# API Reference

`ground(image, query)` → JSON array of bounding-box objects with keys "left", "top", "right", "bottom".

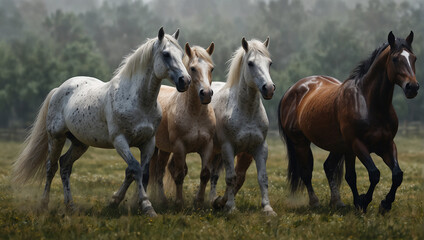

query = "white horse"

[
  {"left": 210, "top": 37, "right": 277, "bottom": 216},
  {"left": 12, "top": 28, "right": 191, "bottom": 217}
]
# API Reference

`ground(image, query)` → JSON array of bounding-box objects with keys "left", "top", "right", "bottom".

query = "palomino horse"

[
  {"left": 12, "top": 28, "right": 191, "bottom": 217},
  {"left": 147, "top": 42, "right": 215, "bottom": 207},
  {"left": 209, "top": 38, "right": 277, "bottom": 216},
  {"left": 278, "top": 31, "right": 418, "bottom": 213}
]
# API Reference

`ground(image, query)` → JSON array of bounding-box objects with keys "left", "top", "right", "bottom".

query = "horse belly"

[
  {"left": 298, "top": 95, "right": 346, "bottom": 151},
  {"left": 61, "top": 79, "right": 113, "bottom": 148}
]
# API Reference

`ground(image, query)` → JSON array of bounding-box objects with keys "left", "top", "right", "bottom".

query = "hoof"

[
  {"left": 65, "top": 203, "right": 77, "bottom": 214},
  {"left": 330, "top": 200, "right": 346, "bottom": 209},
  {"left": 225, "top": 204, "right": 237, "bottom": 214},
  {"left": 212, "top": 196, "right": 225, "bottom": 210},
  {"left": 144, "top": 207, "right": 158, "bottom": 217},
  {"left": 355, "top": 194, "right": 369, "bottom": 213},
  {"left": 379, "top": 200, "right": 391, "bottom": 215},
  {"left": 140, "top": 200, "right": 157, "bottom": 217},
  {"left": 309, "top": 200, "right": 320, "bottom": 208},
  {"left": 263, "top": 205, "right": 277, "bottom": 216}
]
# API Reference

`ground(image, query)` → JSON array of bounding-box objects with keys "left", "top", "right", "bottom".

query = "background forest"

[{"left": 0, "top": 0, "right": 423, "bottom": 129}]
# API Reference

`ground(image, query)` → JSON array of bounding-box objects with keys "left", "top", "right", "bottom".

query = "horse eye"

[
  {"left": 190, "top": 67, "right": 196, "bottom": 72},
  {"left": 248, "top": 61, "right": 254, "bottom": 67},
  {"left": 163, "top": 52, "right": 171, "bottom": 58}
]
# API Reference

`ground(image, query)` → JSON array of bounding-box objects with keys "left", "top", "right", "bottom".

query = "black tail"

[{"left": 278, "top": 94, "right": 303, "bottom": 193}]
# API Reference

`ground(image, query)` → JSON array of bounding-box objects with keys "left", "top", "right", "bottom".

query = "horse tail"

[
  {"left": 12, "top": 89, "right": 56, "bottom": 185},
  {"left": 278, "top": 93, "right": 303, "bottom": 193}
]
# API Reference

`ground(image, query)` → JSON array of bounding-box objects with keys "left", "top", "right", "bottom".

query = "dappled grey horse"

[{"left": 12, "top": 28, "right": 191, "bottom": 217}]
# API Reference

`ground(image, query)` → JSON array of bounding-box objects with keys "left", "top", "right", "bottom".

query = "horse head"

[
  {"left": 153, "top": 27, "right": 191, "bottom": 92},
  {"left": 241, "top": 37, "right": 275, "bottom": 100},
  {"left": 184, "top": 42, "right": 215, "bottom": 104},
  {"left": 387, "top": 31, "right": 419, "bottom": 99}
]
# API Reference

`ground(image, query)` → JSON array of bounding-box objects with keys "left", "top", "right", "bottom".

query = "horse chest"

[{"left": 223, "top": 117, "right": 266, "bottom": 151}]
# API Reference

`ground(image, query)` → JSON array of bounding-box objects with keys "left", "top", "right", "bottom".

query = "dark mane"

[{"left": 347, "top": 43, "right": 389, "bottom": 81}]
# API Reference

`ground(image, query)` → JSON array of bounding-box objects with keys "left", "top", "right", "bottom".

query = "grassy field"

[{"left": 0, "top": 135, "right": 423, "bottom": 239}]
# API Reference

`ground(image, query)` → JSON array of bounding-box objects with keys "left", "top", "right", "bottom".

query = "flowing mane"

[
  {"left": 347, "top": 37, "right": 413, "bottom": 82},
  {"left": 183, "top": 45, "right": 213, "bottom": 67},
  {"left": 114, "top": 35, "right": 181, "bottom": 79},
  {"left": 225, "top": 39, "right": 270, "bottom": 88},
  {"left": 347, "top": 43, "right": 389, "bottom": 82}
]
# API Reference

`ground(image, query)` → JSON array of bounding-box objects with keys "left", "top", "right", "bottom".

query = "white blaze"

[{"left": 401, "top": 50, "right": 412, "bottom": 71}]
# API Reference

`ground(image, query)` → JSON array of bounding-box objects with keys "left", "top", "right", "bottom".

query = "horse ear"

[
  {"left": 158, "top": 27, "right": 165, "bottom": 41},
  {"left": 388, "top": 31, "right": 395, "bottom": 49},
  {"left": 206, "top": 42, "right": 215, "bottom": 55},
  {"left": 185, "top": 42, "right": 192, "bottom": 58},
  {"left": 172, "top": 29, "right": 180, "bottom": 40},
  {"left": 242, "top": 37, "right": 248, "bottom": 52},
  {"left": 263, "top": 36, "right": 270, "bottom": 48},
  {"left": 406, "top": 31, "right": 414, "bottom": 46}
]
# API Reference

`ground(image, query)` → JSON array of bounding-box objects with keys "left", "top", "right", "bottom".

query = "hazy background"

[{"left": 0, "top": 0, "right": 423, "bottom": 130}]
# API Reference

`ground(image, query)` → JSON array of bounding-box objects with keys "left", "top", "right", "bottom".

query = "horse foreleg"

[
  {"left": 169, "top": 141, "right": 187, "bottom": 208},
  {"left": 253, "top": 142, "right": 277, "bottom": 216},
  {"left": 377, "top": 141, "right": 403, "bottom": 214},
  {"left": 112, "top": 135, "right": 157, "bottom": 217},
  {"left": 195, "top": 141, "right": 214, "bottom": 205},
  {"left": 59, "top": 136, "right": 88, "bottom": 210},
  {"left": 41, "top": 136, "right": 66, "bottom": 209},
  {"left": 212, "top": 142, "right": 236, "bottom": 212},
  {"left": 323, "top": 152, "right": 345, "bottom": 208},
  {"left": 352, "top": 139, "right": 380, "bottom": 213},
  {"left": 209, "top": 154, "right": 223, "bottom": 203}
]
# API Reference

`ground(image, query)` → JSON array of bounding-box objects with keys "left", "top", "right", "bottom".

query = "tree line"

[{"left": 0, "top": 0, "right": 422, "bottom": 129}]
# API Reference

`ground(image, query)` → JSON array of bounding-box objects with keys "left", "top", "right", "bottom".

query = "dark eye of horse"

[
  {"left": 163, "top": 52, "right": 171, "bottom": 58},
  {"left": 190, "top": 67, "right": 196, "bottom": 72},
  {"left": 248, "top": 61, "right": 254, "bottom": 67}
]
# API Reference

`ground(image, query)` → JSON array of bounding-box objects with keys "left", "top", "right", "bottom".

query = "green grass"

[{"left": 0, "top": 135, "right": 423, "bottom": 239}]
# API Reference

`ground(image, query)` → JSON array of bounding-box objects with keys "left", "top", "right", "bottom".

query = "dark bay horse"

[{"left": 278, "top": 31, "right": 418, "bottom": 213}]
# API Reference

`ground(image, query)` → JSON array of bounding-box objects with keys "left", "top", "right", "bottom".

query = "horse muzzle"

[
  {"left": 260, "top": 83, "right": 276, "bottom": 100},
  {"left": 404, "top": 82, "right": 419, "bottom": 99},
  {"left": 199, "top": 88, "right": 213, "bottom": 104},
  {"left": 175, "top": 75, "right": 191, "bottom": 92}
]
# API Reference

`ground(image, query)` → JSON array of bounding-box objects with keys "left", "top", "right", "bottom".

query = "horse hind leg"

[
  {"left": 294, "top": 144, "right": 319, "bottom": 207},
  {"left": 234, "top": 152, "right": 253, "bottom": 195},
  {"left": 59, "top": 133, "right": 88, "bottom": 210},
  {"left": 168, "top": 151, "right": 188, "bottom": 208},
  {"left": 209, "top": 154, "right": 223, "bottom": 203},
  {"left": 323, "top": 152, "right": 345, "bottom": 208},
  {"left": 195, "top": 142, "right": 214, "bottom": 205},
  {"left": 41, "top": 135, "right": 66, "bottom": 209}
]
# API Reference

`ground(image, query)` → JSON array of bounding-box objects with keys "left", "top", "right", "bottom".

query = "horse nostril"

[
  {"left": 200, "top": 89, "right": 205, "bottom": 96},
  {"left": 262, "top": 85, "right": 267, "bottom": 92},
  {"left": 178, "top": 76, "right": 185, "bottom": 86},
  {"left": 210, "top": 89, "right": 214, "bottom": 96},
  {"left": 273, "top": 84, "right": 276, "bottom": 91},
  {"left": 405, "top": 83, "right": 411, "bottom": 90}
]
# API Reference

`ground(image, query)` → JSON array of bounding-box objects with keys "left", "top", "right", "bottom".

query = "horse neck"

[
  {"left": 234, "top": 76, "right": 262, "bottom": 114},
  {"left": 181, "top": 84, "right": 206, "bottom": 113},
  {"left": 358, "top": 49, "right": 394, "bottom": 113},
  {"left": 118, "top": 67, "right": 162, "bottom": 109}
]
